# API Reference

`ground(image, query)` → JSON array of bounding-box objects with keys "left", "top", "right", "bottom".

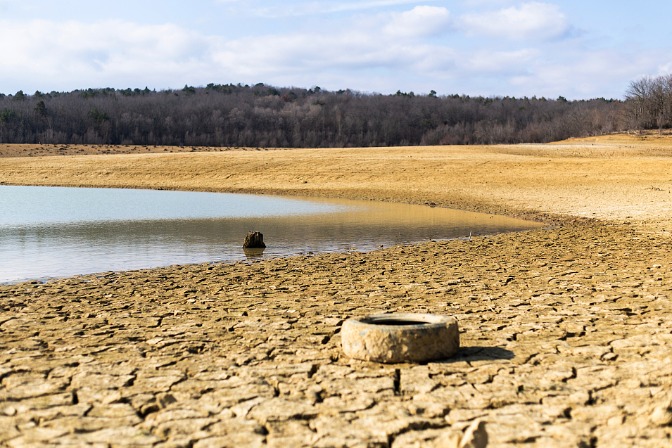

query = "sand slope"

[{"left": 2, "top": 135, "right": 672, "bottom": 224}]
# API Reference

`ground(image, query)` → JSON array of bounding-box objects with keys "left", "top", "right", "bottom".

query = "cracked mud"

[
  {"left": 2, "top": 222, "right": 671, "bottom": 447},
  {"left": 2, "top": 136, "right": 672, "bottom": 447}
]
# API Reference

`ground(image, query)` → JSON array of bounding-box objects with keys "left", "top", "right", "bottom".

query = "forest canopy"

[{"left": 0, "top": 82, "right": 634, "bottom": 147}]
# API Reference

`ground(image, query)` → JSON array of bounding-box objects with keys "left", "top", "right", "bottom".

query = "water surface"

[{"left": 0, "top": 186, "right": 542, "bottom": 283}]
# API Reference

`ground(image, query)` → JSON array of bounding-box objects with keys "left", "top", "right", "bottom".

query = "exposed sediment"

[{"left": 2, "top": 136, "right": 672, "bottom": 446}]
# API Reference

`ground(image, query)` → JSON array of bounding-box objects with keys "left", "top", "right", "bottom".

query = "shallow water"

[{"left": 0, "top": 186, "right": 542, "bottom": 283}]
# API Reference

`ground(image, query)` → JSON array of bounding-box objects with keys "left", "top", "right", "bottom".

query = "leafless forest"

[{"left": 0, "top": 81, "right": 652, "bottom": 147}]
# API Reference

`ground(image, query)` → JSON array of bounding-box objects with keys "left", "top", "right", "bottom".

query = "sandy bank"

[
  {"left": 2, "top": 135, "right": 672, "bottom": 446},
  {"left": 2, "top": 135, "right": 672, "bottom": 224}
]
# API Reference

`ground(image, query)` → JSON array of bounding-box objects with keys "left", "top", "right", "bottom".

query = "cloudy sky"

[{"left": 1, "top": 0, "right": 671, "bottom": 99}]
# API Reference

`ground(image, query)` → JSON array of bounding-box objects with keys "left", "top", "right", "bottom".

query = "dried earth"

[{"left": 1, "top": 134, "right": 672, "bottom": 447}]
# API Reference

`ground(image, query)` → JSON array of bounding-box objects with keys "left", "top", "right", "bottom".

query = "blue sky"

[{"left": 1, "top": 0, "right": 671, "bottom": 99}]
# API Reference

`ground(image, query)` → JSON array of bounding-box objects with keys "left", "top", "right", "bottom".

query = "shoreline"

[
  {"left": 2, "top": 136, "right": 672, "bottom": 446},
  {"left": 0, "top": 186, "right": 544, "bottom": 285}
]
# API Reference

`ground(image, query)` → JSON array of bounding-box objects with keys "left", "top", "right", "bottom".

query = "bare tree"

[{"left": 625, "top": 75, "right": 672, "bottom": 132}]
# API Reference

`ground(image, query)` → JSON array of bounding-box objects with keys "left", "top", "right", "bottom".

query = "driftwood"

[{"left": 243, "top": 231, "right": 266, "bottom": 249}]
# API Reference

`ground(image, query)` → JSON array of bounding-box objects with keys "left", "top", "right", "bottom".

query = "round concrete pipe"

[{"left": 341, "top": 313, "right": 459, "bottom": 363}]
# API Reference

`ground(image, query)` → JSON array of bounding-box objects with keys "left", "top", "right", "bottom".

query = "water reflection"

[
  {"left": 243, "top": 248, "right": 266, "bottom": 259},
  {"left": 0, "top": 186, "right": 542, "bottom": 283}
]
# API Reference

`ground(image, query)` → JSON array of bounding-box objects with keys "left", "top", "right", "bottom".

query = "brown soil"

[{"left": 2, "top": 134, "right": 672, "bottom": 446}]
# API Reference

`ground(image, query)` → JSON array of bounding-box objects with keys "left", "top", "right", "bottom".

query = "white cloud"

[
  {"left": 384, "top": 6, "right": 452, "bottom": 38},
  {"left": 656, "top": 62, "right": 672, "bottom": 77},
  {"left": 0, "top": 2, "right": 665, "bottom": 100},
  {"left": 460, "top": 0, "right": 512, "bottom": 5},
  {"left": 319, "top": 0, "right": 441, "bottom": 14},
  {"left": 460, "top": 2, "right": 569, "bottom": 40},
  {"left": 215, "top": 0, "right": 441, "bottom": 18},
  {"left": 463, "top": 48, "right": 538, "bottom": 73},
  {"left": 0, "top": 19, "right": 210, "bottom": 89},
  {"left": 507, "top": 49, "right": 654, "bottom": 99},
  {"left": 211, "top": 27, "right": 445, "bottom": 77}
]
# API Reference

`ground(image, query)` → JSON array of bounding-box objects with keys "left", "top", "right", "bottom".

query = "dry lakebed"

[{"left": 1, "top": 134, "right": 672, "bottom": 447}]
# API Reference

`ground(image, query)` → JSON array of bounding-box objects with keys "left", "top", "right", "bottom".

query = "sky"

[{"left": 1, "top": 0, "right": 671, "bottom": 100}]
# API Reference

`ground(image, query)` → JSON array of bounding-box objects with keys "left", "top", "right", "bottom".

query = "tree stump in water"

[{"left": 243, "top": 231, "right": 266, "bottom": 249}]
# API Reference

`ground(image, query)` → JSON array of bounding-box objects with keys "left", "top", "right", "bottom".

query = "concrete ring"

[{"left": 341, "top": 313, "right": 460, "bottom": 363}]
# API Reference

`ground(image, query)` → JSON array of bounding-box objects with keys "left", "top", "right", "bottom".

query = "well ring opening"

[{"left": 341, "top": 313, "right": 460, "bottom": 363}]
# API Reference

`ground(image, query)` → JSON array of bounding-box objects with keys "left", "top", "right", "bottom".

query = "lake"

[{"left": 0, "top": 186, "right": 542, "bottom": 283}]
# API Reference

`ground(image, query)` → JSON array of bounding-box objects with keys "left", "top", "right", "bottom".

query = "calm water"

[{"left": 0, "top": 186, "right": 542, "bottom": 283}]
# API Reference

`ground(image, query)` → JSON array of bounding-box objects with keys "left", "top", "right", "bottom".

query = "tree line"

[
  {"left": 625, "top": 74, "right": 672, "bottom": 131},
  {"left": 0, "top": 83, "right": 627, "bottom": 147}
]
